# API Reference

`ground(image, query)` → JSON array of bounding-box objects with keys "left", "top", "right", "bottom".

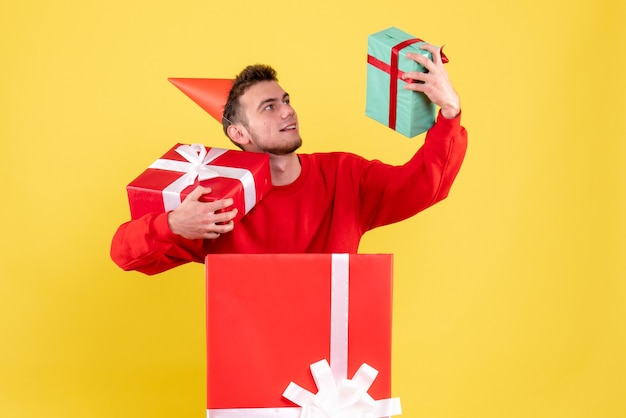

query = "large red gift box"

[
  {"left": 205, "top": 254, "right": 397, "bottom": 417},
  {"left": 126, "top": 143, "right": 271, "bottom": 220}
]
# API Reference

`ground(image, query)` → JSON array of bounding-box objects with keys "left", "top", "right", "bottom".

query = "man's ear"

[{"left": 227, "top": 124, "right": 249, "bottom": 148}]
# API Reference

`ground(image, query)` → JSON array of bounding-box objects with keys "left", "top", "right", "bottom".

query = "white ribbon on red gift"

[
  {"left": 149, "top": 144, "right": 256, "bottom": 213},
  {"left": 207, "top": 254, "right": 402, "bottom": 418}
]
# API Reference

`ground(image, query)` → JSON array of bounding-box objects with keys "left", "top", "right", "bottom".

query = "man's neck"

[{"left": 268, "top": 153, "right": 301, "bottom": 186}]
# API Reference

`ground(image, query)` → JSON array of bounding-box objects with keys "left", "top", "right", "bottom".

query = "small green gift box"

[{"left": 366, "top": 27, "right": 441, "bottom": 138}]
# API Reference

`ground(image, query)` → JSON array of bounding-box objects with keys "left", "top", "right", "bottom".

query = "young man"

[{"left": 111, "top": 44, "right": 468, "bottom": 275}]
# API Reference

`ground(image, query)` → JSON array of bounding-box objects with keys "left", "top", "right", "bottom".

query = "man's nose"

[{"left": 281, "top": 104, "right": 295, "bottom": 118}]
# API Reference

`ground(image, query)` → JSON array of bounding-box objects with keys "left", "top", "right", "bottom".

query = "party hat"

[{"left": 168, "top": 78, "right": 234, "bottom": 123}]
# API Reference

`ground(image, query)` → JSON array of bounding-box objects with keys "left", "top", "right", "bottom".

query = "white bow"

[
  {"left": 149, "top": 144, "right": 256, "bottom": 212},
  {"left": 283, "top": 359, "right": 401, "bottom": 418}
]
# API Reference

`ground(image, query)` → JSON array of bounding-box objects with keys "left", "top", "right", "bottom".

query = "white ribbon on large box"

[
  {"left": 149, "top": 144, "right": 256, "bottom": 213},
  {"left": 207, "top": 254, "right": 402, "bottom": 418}
]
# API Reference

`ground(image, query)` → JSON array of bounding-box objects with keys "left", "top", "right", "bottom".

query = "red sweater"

[{"left": 111, "top": 113, "right": 467, "bottom": 275}]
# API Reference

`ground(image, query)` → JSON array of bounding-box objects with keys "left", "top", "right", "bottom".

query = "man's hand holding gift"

[
  {"left": 403, "top": 43, "right": 461, "bottom": 119},
  {"left": 167, "top": 186, "right": 238, "bottom": 240}
]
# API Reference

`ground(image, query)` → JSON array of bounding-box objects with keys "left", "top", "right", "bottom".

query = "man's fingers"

[
  {"left": 418, "top": 43, "right": 443, "bottom": 65},
  {"left": 213, "top": 219, "right": 236, "bottom": 233},
  {"left": 406, "top": 51, "right": 434, "bottom": 73},
  {"left": 403, "top": 70, "right": 428, "bottom": 83},
  {"left": 186, "top": 185, "right": 212, "bottom": 202},
  {"left": 215, "top": 197, "right": 235, "bottom": 210},
  {"left": 202, "top": 215, "right": 236, "bottom": 239},
  {"left": 212, "top": 207, "right": 238, "bottom": 224},
  {"left": 406, "top": 44, "right": 445, "bottom": 74}
]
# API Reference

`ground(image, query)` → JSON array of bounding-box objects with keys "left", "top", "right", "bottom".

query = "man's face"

[{"left": 237, "top": 80, "right": 302, "bottom": 155}]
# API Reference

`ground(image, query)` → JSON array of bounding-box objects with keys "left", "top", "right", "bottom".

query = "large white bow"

[{"left": 283, "top": 359, "right": 401, "bottom": 418}]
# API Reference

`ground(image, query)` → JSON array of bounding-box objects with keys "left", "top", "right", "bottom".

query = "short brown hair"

[{"left": 222, "top": 64, "right": 278, "bottom": 139}]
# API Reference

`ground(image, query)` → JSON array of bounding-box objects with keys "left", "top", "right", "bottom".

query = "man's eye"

[
  {"left": 264, "top": 104, "right": 274, "bottom": 111},
  {"left": 284, "top": 98, "right": 291, "bottom": 105}
]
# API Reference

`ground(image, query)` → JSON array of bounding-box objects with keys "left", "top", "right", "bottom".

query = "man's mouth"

[{"left": 280, "top": 124, "right": 297, "bottom": 132}]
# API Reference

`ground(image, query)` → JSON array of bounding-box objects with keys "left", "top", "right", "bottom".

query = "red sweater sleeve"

[
  {"left": 110, "top": 212, "right": 205, "bottom": 275},
  {"left": 359, "top": 111, "right": 468, "bottom": 230}
]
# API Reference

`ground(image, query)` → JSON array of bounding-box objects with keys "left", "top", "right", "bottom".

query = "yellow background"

[{"left": 1, "top": 0, "right": 624, "bottom": 417}]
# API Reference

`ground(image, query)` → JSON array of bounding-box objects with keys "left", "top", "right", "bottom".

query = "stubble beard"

[{"left": 248, "top": 127, "right": 303, "bottom": 156}]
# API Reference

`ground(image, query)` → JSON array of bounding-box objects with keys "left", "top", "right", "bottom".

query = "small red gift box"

[
  {"left": 126, "top": 143, "right": 271, "bottom": 220},
  {"left": 205, "top": 254, "right": 398, "bottom": 417}
]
